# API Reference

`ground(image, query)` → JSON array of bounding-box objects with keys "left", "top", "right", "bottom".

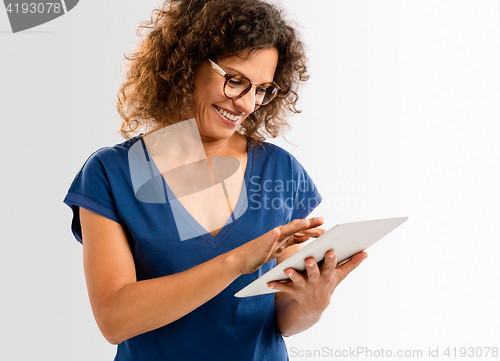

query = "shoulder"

[
  {"left": 81, "top": 135, "right": 143, "bottom": 171},
  {"left": 251, "top": 140, "right": 295, "bottom": 159},
  {"left": 251, "top": 141, "right": 302, "bottom": 169},
  {"left": 88, "top": 135, "right": 142, "bottom": 162},
  {"left": 69, "top": 135, "right": 144, "bottom": 192}
]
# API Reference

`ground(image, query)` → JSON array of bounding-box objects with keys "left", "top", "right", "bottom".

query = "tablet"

[{"left": 234, "top": 216, "right": 408, "bottom": 298}]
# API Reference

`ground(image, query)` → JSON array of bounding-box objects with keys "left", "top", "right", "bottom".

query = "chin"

[
  {"left": 198, "top": 116, "right": 243, "bottom": 142},
  {"left": 199, "top": 126, "right": 236, "bottom": 142}
]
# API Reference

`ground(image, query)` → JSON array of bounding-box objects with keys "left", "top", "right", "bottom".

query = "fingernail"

[
  {"left": 328, "top": 253, "right": 335, "bottom": 259},
  {"left": 307, "top": 263, "right": 314, "bottom": 267},
  {"left": 268, "top": 284, "right": 276, "bottom": 289},
  {"left": 294, "top": 232, "right": 306, "bottom": 237},
  {"left": 299, "top": 220, "right": 307, "bottom": 226},
  {"left": 286, "top": 272, "right": 293, "bottom": 278}
]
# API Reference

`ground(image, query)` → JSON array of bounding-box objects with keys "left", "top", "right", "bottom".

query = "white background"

[{"left": 1, "top": 1, "right": 499, "bottom": 360}]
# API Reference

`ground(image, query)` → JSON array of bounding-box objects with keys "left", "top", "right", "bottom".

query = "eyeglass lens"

[{"left": 224, "top": 76, "right": 278, "bottom": 105}]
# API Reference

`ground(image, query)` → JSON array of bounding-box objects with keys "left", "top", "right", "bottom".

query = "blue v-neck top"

[{"left": 63, "top": 134, "right": 322, "bottom": 361}]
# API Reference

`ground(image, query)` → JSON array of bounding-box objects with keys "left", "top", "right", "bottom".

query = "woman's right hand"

[{"left": 231, "top": 218, "right": 323, "bottom": 275}]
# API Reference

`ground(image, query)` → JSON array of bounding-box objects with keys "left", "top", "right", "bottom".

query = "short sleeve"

[
  {"left": 63, "top": 148, "right": 121, "bottom": 244},
  {"left": 289, "top": 154, "right": 323, "bottom": 220}
]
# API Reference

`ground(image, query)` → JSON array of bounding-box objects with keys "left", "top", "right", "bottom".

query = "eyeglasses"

[{"left": 209, "top": 59, "right": 280, "bottom": 106}]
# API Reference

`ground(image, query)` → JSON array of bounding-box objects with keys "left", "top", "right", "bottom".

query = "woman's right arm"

[{"left": 80, "top": 207, "right": 311, "bottom": 345}]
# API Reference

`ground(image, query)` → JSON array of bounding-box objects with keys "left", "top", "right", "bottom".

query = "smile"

[{"left": 215, "top": 106, "right": 240, "bottom": 122}]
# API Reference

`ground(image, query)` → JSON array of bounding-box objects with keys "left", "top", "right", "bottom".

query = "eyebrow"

[
  {"left": 222, "top": 65, "right": 274, "bottom": 84},
  {"left": 222, "top": 65, "right": 247, "bottom": 78}
]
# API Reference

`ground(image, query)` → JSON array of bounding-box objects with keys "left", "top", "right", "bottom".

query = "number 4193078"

[{"left": 5, "top": 3, "right": 62, "bottom": 14}]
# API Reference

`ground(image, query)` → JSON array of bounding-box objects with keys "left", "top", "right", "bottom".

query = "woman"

[{"left": 63, "top": 0, "right": 367, "bottom": 360}]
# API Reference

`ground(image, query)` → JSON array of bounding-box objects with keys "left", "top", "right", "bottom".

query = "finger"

[
  {"left": 287, "top": 227, "right": 325, "bottom": 247},
  {"left": 277, "top": 235, "right": 296, "bottom": 251},
  {"left": 293, "top": 217, "right": 324, "bottom": 234},
  {"left": 304, "top": 257, "right": 320, "bottom": 280},
  {"left": 281, "top": 228, "right": 324, "bottom": 250},
  {"left": 335, "top": 252, "right": 368, "bottom": 282},
  {"left": 284, "top": 268, "right": 306, "bottom": 287},
  {"left": 277, "top": 218, "right": 325, "bottom": 248},
  {"left": 277, "top": 217, "right": 322, "bottom": 240},
  {"left": 291, "top": 235, "right": 310, "bottom": 245},
  {"left": 264, "top": 228, "right": 289, "bottom": 262},
  {"left": 283, "top": 234, "right": 295, "bottom": 245},
  {"left": 282, "top": 236, "right": 297, "bottom": 249},
  {"left": 266, "top": 229, "right": 310, "bottom": 262},
  {"left": 275, "top": 245, "right": 285, "bottom": 255},
  {"left": 295, "top": 227, "right": 326, "bottom": 238},
  {"left": 279, "top": 219, "right": 311, "bottom": 238},
  {"left": 310, "top": 216, "right": 324, "bottom": 227},
  {"left": 265, "top": 227, "right": 282, "bottom": 250},
  {"left": 267, "top": 279, "right": 298, "bottom": 295},
  {"left": 320, "top": 250, "right": 337, "bottom": 273}
]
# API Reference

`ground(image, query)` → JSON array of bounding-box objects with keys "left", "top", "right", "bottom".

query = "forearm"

[
  {"left": 94, "top": 252, "right": 240, "bottom": 344},
  {"left": 81, "top": 210, "right": 312, "bottom": 345},
  {"left": 274, "top": 292, "right": 323, "bottom": 337}
]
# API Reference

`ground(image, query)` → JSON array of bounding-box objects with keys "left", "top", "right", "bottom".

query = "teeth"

[{"left": 216, "top": 106, "right": 240, "bottom": 122}]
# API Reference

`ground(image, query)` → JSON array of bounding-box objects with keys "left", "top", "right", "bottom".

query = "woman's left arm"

[{"left": 271, "top": 219, "right": 368, "bottom": 337}]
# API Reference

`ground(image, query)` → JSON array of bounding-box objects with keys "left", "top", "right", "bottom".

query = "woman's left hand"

[{"left": 268, "top": 250, "right": 368, "bottom": 316}]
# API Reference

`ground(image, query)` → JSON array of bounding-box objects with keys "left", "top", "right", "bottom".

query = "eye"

[
  {"left": 258, "top": 85, "right": 277, "bottom": 95},
  {"left": 227, "top": 77, "right": 244, "bottom": 87}
]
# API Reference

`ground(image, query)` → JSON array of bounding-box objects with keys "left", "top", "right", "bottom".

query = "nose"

[{"left": 232, "top": 87, "right": 256, "bottom": 115}]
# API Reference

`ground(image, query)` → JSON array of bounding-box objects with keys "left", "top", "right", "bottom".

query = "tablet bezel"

[{"left": 234, "top": 216, "right": 408, "bottom": 298}]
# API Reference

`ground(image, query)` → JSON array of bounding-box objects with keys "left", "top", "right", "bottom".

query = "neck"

[{"left": 201, "top": 133, "right": 244, "bottom": 157}]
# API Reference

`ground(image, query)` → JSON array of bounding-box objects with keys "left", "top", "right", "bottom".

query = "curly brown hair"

[{"left": 117, "top": 0, "right": 309, "bottom": 144}]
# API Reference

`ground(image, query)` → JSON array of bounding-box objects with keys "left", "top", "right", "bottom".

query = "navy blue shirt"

[{"left": 63, "top": 134, "right": 322, "bottom": 361}]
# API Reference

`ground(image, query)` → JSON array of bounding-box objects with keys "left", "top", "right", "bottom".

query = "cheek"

[
  {"left": 194, "top": 84, "right": 221, "bottom": 107},
  {"left": 193, "top": 86, "right": 210, "bottom": 109}
]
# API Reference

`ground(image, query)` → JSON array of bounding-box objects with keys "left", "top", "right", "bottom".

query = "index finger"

[
  {"left": 278, "top": 219, "right": 311, "bottom": 240},
  {"left": 279, "top": 217, "right": 324, "bottom": 239}
]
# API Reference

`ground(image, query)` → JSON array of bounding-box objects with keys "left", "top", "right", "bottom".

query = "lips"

[{"left": 215, "top": 106, "right": 240, "bottom": 122}]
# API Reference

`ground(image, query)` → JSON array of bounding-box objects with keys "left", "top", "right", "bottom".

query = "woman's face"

[{"left": 193, "top": 47, "right": 279, "bottom": 142}]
